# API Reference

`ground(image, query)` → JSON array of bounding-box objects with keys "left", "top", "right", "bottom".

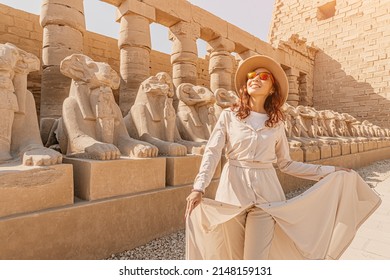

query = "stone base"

[
  {"left": 0, "top": 164, "right": 73, "bottom": 218},
  {"left": 0, "top": 180, "right": 219, "bottom": 260},
  {"left": 301, "top": 146, "right": 320, "bottom": 162},
  {"left": 341, "top": 142, "right": 351, "bottom": 155},
  {"left": 166, "top": 155, "right": 221, "bottom": 186},
  {"left": 319, "top": 145, "right": 332, "bottom": 159},
  {"left": 289, "top": 147, "right": 304, "bottom": 162},
  {"left": 364, "top": 141, "right": 377, "bottom": 151},
  {"left": 331, "top": 144, "right": 341, "bottom": 157},
  {"left": 1, "top": 147, "right": 390, "bottom": 260},
  {"left": 350, "top": 142, "right": 359, "bottom": 154},
  {"left": 358, "top": 142, "right": 365, "bottom": 152},
  {"left": 64, "top": 157, "right": 166, "bottom": 201}
]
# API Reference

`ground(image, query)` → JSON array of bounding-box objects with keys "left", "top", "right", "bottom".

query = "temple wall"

[{"left": 269, "top": 0, "right": 390, "bottom": 128}]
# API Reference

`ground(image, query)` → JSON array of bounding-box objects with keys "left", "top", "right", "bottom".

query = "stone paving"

[
  {"left": 108, "top": 159, "right": 390, "bottom": 260},
  {"left": 341, "top": 161, "right": 390, "bottom": 259}
]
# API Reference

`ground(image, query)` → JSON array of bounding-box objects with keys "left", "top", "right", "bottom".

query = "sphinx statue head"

[
  {"left": 57, "top": 54, "right": 158, "bottom": 160},
  {"left": 0, "top": 43, "right": 62, "bottom": 165}
]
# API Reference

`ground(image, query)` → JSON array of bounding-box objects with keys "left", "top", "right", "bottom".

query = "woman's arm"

[
  {"left": 185, "top": 110, "right": 228, "bottom": 219},
  {"left": 192, "top": 110, "right": 228, "bottom": 192}
]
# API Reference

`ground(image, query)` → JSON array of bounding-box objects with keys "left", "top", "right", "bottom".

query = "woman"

[{"left": 185, "top": 55, "right": 381, "bottom": 260}]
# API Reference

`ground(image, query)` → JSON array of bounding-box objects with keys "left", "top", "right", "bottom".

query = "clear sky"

[{"left": 0, "top": 0, "right": 275, "bottom": 56}]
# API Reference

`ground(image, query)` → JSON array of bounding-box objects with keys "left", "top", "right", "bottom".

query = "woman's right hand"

[{"left": 184, "top": 191, "right": 203, "bottom": 220}]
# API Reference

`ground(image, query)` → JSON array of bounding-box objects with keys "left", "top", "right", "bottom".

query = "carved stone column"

[
  {"left": 118, "top": 12, "right": 152, "bottom": 116},
  {"left": 169, "top": 22, "right": 200, "bottom": 90},
  {"left": 207, "top": 37, "right": 235, "bottom": 92},
  {"left": 285, "top": 68, "right": 300, "bottom": 107},
  {"left": 40, "top": 0, "right": 85, "bottom": 119}
]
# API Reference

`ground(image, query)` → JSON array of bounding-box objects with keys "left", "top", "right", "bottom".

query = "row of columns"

[{"left": 39, "top": 0, "right": 307, "bottom": 119}]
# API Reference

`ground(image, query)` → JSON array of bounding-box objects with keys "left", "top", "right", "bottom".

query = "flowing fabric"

[{"left": 186, "top": 170, "right": 381, "bottom": 260}]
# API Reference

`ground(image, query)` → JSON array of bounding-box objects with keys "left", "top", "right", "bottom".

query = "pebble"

[{"left": 106, "top": 159, "right": 390, "bottom": 260}]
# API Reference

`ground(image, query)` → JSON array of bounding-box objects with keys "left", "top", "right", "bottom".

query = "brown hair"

[{"left": 231, "top": 80, "right": 285, "bottom": 128}]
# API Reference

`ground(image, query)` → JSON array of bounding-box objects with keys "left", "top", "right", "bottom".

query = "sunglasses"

[{"left": 247, "top": 71, "right": 274, "bottom": 82}]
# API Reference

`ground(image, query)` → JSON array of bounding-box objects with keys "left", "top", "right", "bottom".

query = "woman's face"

[{"left": 246, "top": 67, "right": 274, "bottom": 98}]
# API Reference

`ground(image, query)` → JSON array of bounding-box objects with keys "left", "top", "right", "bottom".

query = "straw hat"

[{"left": 234, "top": 55, "right": 289, "bottom": 103}]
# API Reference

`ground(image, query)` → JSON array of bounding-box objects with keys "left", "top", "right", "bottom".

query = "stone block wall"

[{"left": 269, "top": 0, "right": 390, "bottom": 128}]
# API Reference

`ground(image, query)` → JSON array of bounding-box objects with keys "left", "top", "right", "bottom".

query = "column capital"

[
  {"left": 116, "top": 0, "right": 156, "bottom": 22},
  {"left": 207, "top": 37, "right": 235, "bottom": 53},
  {"left": 169, "top": 21, "right": 200, "bottom": 39},
  {"left": 237, "top": 50, "right": 258, "bottom": 62},
  {"left": 285, "top": 68, "right": 300, "bottom": 77}
]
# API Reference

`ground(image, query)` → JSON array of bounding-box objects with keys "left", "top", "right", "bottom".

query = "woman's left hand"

[
  {"left": 335, "top": 166, "right": 352, "bottom": 172},
  {"left": 184, "top": 191, "right": 203, "bottom": 220}
]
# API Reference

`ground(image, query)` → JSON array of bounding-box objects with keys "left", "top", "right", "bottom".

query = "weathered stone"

[
  {"left": 0, "top": 164, "right": 73, "bottom": 218},
  {"left": 119, "top": 14, "right": 151, "bottom": 115},
  {"left": 124, "top": 72, "right": 205, "bottom": 156},
  {"left": 176, "top": 83, "right": 216, "bottom": 142},
  {"left": 57, "top": 54, "right": 158, "bottom": 160},
  {"left": 0, "top": 43, "right": 63, "bottom": 165},
  {"left": 42, "top": 25, "right": 83, "bottom": 53},
  {"left": 117, "top": 0, "right": 156, "bottom": 22},
  {"left": 40, "top": 2, "right": 85, "bottom": 31},
  {"left": 166, "top": 155, "right": 221, "bottom": 186},
  {"left": 64, "top": 157, "right": 165, "bottom": 200}
]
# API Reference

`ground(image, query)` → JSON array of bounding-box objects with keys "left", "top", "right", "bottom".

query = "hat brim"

[{"left": 234, "top": 55, "right": 289, "bottom": 103}]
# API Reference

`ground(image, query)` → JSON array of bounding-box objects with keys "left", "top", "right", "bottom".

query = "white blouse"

[{"left": 193, "top": 109, "right": 335, "bottom": 193}]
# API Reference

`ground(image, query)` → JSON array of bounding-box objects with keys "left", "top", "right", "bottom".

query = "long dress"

[{"left": 186, "top": 109, "right": 381, "bottom": 259}]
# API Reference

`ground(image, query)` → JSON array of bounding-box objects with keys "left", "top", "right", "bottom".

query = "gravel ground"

[{"left": 106, "top": 159, "right": 390, "bottom": 260}]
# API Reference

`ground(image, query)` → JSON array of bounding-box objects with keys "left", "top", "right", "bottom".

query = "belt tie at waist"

[{"left": 228, "top": 159, "right": 273, "bottom": 169}]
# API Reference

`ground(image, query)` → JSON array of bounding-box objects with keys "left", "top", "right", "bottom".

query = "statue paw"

[
  {"left": 23, "top": 147, "right": 63, "bottom": 166},
  {"left": 191, "top": 145, "right": 205, "bottom": 155},
  {"left": 168, "top": 143, "right": 187, "bottom": 156},
  {"left": 132, "top": 144, "right": 159, "bottom": 158},
  {"left": 0, "top": 151, "right": 13, "bottom": 163},
  {"left": 84, "top": 142, "right": 121, "bottom": 160}
]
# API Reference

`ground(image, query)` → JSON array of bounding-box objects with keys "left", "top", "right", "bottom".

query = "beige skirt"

[{"left": 186, "top": 170, "right": 381, "bottom": 260}]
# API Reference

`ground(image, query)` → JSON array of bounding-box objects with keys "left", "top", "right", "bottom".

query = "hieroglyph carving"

[
  {"left": 0, "top": 43, "right": 62, "bottom": 165},
  {"left": 58, "top": 54, "right": 158, "bottom": 160}
]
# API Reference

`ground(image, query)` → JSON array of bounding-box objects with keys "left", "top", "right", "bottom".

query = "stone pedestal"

[
  {"left": 372, "top": 140, "right": 379, "bottom": 150},
  {"left": 289, "top": 147, "right": 304, "bottom": 162},
  {"left": 350, "top": 142, "right": 359, "bottom": 154},
  {"left": 331, "top": 144, "right": 342, "bottom": 157},
  {"left": 64, "top": 157, "right": 166, "bottom": 201},
  {"left": 364, "top": 141, "right": 372, "bottom": 151},
  {"left": 341, "top": 142, "right": 351, "bottom": 155},
  {"left": 0, "top": 164, "right": 73, "bottom": 218},
  {"left": 301, "top": 146, "right": 321, "bottom": 162},
  {"left": 319, "top": 144, "right": 332, "bottom": 159},
  {"left": 166, "top": 155, "right": 221, "bottom": 186},
  {"left": 358, "top": 142, "right": 365, "bottom": 152}
]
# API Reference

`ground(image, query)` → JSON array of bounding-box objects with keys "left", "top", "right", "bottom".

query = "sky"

[{"left": 0, "top": 0, "right": 276, "bottom": 56}]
